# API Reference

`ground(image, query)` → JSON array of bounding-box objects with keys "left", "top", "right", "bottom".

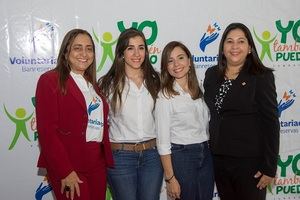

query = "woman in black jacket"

[{"left": 204, "top": 22, "right": 280, "bottom": 200}]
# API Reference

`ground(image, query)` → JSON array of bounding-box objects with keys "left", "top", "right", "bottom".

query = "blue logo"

[
  {"left": 35, "top": 178, "right": 52, "bottom": 200},
  {"left": 199, "top": 23, "right": 221, "bottom": 52},
  {"left": 88, "top": 97, "right": 101, "bottom": 115},
  {"left": 31, "top": 22, "right": 56, "bottom": 53},
  {"left": 9, "top": 21, "right": 57, "bottom": 73},
  {"left": 278, "top": 90, "right": 296, "bottom": 117},
  {"left": 192, "top": 22, "right": 221, "bottom": 69}
]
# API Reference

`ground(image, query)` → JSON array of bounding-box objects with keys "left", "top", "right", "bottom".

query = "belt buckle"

[{"left": 133, "top": 142, "right": 146, "bottom": 152}]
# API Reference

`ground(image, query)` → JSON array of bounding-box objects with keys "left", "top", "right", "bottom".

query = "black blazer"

[{"left": 204, "top": 65, "right": 280, "bottom": 177}]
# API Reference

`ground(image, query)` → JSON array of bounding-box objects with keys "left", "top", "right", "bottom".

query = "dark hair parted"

[
  {"left": 217, "top": 22, "right": 273, "bottom": 78},
  {"left": 54, "top": 29, "right": 96, "bottom": 94},
  {"left": 160, "top": 41, "right": 203, "bottom": 100},
  {"left": 98, "top": 28, "right": 160, "bottom": 114}
]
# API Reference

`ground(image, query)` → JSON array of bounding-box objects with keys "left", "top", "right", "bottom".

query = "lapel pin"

[{"left": 242, "top": 82, "right": 246, "bottom": 86}]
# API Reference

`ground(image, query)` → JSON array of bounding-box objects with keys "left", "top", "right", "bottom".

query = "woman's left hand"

[{"left": 254, "top": 171, "right": 274, "bottom": 190}]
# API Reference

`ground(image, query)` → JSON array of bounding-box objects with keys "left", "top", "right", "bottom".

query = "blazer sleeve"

[
  {"left": 256, "top": 71, "right": 280, "bottom": 177},
  {"left": 94, "top": 85, "right": 114, "bottom": 167},
  {"left": 36, "top": 73, "right": 73, "bottom": 179},
  {"left": 102, "top": 95, "right": 114, "bottom": 167}
]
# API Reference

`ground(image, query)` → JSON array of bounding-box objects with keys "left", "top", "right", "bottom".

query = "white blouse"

[
  {"left": 108, "top": 78, "right": 157, "bottom": 143},
  {"left": 155, "top": 81, "right": 210, "bottom": 155},
  {"left": 70, "top": 71, "right": 103, "bottom": 142}
]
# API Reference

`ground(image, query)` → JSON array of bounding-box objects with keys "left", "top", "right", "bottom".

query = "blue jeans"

[
  {"left": 107, "top": 147, "right": 163, "bottom": 200},
  {"left": 171, "top": 142, "right": 214, "bottom": 200}
]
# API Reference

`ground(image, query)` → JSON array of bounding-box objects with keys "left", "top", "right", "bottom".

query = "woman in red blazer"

[{"left": 35, "top": 29, "right": 113, "bottom": 200}]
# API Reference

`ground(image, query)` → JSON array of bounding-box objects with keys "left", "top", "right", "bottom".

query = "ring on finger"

[{"left": 64, "top": 186, "right": 71, "bottom": 192}]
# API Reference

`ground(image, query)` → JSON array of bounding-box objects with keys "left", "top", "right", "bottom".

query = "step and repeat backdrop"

[{"left": 0, "top": 0, "right": 299, "bottom": 199}]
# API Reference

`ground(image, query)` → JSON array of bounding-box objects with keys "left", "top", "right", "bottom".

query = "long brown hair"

[
  {"left": 98, "top": 28, "right": 160, "bottom": 114},
  {"left": 54, "top": 29, "right": 96, "bottom": 94},
  {"left": 160, "top": 41, "right": 202, "bottom": 100}
]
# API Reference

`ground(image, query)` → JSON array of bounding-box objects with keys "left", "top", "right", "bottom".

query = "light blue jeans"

[{"left": 107, "top": 147, "right": 163, "bottom": 200}]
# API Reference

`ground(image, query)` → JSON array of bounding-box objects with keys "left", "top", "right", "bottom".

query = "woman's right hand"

[
  {"left": 60, "top": 171, "right": 83, "bottom": 200},
  {"left": 166, "top": 176, "right": 181, "bottom": 200}
]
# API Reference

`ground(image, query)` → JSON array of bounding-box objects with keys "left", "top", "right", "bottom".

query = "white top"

[
  {"left": 155, "top": 81, "right": 210, "bottom": 155},
  {"left": 70, "top": 71, "right": 103, "bottom": 142},
  {"left": 108, "top": 78, "right": 156, "bottom": 143}
]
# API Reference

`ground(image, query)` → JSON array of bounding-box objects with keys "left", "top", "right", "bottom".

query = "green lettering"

[
  {"left": 137, "top": 21, "right": 158, "bottom": 45},
  {"left": 278, "top": 155, "right": 293, "bottom": 177},
  {"left": 292, "top": 20, "right": 300, "bottom": 42},
  {"left": 117, "top": 21, "right": 138, "bottom": 32},
  {"left": 290, "top": 185, "right": 296, "bottom": 193},
  {"left": 276, "top": 186, "right": 283, "bottom": 194},
  {"left": 150, "top": 55, "right": 157, "bottom": 64},
  {"left": 276, "top": 52, "right": 283, "bottom": 61},
  {"left": 292, "top": 154, "right": 300, "bottom": 175},
  {"left": 34, "top": 131, "right": 38, "bottom": 141},
  {"left": 276, "top": 20, "right": 294, "bottom": 43},
  {"left": 290, "top": 52, "right": 296, "bottom": 61}
]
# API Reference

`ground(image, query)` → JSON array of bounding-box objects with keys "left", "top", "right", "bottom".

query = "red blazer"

[{"left": 36, "top": 70, "right": 113, "bottom": 179}]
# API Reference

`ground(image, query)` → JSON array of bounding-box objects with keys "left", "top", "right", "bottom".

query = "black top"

[{"left": 204, "top": 65, "right": 280, "bottom": 177}]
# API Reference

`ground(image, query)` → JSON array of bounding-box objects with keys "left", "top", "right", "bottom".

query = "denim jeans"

[
  {"left": 107, "top": 147, "right": 163, "bottom": 200},
  {"left": 171, "top": 142, "right": 214, "bottom": 200}
]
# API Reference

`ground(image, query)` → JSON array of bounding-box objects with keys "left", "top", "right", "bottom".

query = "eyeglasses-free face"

[
  {"left": 223, "top": 28, "right": 251, "bottom": 69},
  {"left": 68, "top": 33, "right": 94, "bottom": 75}
]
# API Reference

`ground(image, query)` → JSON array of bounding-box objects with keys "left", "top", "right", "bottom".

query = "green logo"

[
  {"left": 253, "top": 28, "right": 277, "bottom": 61},
  {"left": 269, "top": 154, "right": 300, "bottom": 195},
  {"left": 117, "top": 20, "right": 160, "bottom": 64},
  {"left": 117, "top": 20, "right": 158, "bottom": 45},
  {"left": 93, "top": 31, "right": 117, "bottom": 72},
  {"left": 106, "top": 185, "right": 112, "bottom": 200},
  {"left": 278, "top": 154, "right": 300, "bottom": 177},
  {"left": 3, "top": 104, "right": 33, "bottom": 150},
  {"left": 276, "top": 20, "right": 300, "bottom": 43},
  {"left": 254, "top": 20, "right": 300, "bottom": 63},
  {"left": 93, "top": 20, "right": 160, "bottom": 71}
]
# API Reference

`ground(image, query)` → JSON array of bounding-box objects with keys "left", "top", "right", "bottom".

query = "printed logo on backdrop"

[
  {"left": 9, "top": 21, "right": 58, "bottom": 73},
  {"left": 253, "top": 19, "right": 300, "bottom": 67},
  {"left": 93, "top": 20, "right": 160, "bottom": 72},
  {"left": 118, "top": 20, "right": 161, "bottom": 67},
  {"left": 35, "top": 177, "right": 52, "bottom": 200},
  {"left": 278, "top": 90, "right": 296, "bottom": 117},
  {"left": 31, "top": 22, "right": 55, "bottom": 53},
  {"left": 277, "top": 90, "right": 299, "bottom": 135},
  {"left": 93, "top": 31, "right": 117, "bottom": 72},
  {"left": 3, "top": 97, "right": 38, "bottom": 150},
  {"left": 192, "top": 22, "right": 221, "bottom": 69},
  {"left": 267, "top": 153, "right": 300, "bottom": 198}
]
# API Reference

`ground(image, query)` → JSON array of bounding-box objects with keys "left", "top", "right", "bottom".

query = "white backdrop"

[{"left": 0, "top": 0, "right": 299, "bottom": 199}]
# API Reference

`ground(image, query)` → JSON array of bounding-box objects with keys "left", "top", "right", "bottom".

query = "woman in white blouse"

[
  {"left": 156, "top": 41, "right": 214, "bottom": 200},
  {"left": 98, "top": 28, "right": 163, "bottom": 200}
]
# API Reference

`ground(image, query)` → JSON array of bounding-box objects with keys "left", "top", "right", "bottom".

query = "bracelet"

[{"left": 165, "top": 174, "right": 174, "bottom": 183}]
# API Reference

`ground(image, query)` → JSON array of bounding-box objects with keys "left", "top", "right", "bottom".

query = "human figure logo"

[
  {"left": 3, "top": 104, "right": 33, "bottom": 150},
  {"left": 253, "top": 28, "right": 277, "bottom": 61}
]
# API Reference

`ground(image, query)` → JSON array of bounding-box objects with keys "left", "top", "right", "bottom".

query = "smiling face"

[
  {"left": 68, "top": 33, "right": 94, "bottom": 75},
  {"left": 167, "top": 46, "right": 191, "bottom": 82},
  {"left": 223, "top": 28, "right": 251, "bottom": 68},
  {"left": 123, "top": 36, "right": 146, "bottom": 73}
]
